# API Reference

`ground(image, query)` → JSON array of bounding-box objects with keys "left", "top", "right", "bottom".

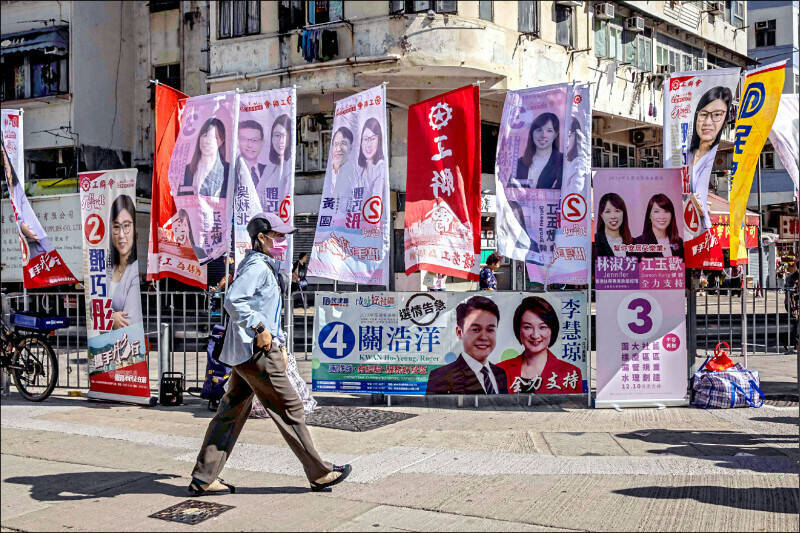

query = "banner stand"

[
  {"left": 595, "top": 398, "right": 687, "bottom": 409},
  {"left": 87, "top": 390, "right": 157, "bottom": 406}
]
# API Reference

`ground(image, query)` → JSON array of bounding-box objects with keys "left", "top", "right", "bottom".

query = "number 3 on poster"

[{"left": 617, "top": 292, "right": 663, "bottom": 341}]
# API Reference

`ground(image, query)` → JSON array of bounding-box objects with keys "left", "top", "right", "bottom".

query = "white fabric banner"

[
  {"left": 2, "top": 109, "right": 24, "bottom": 189},
  {"left": 768, "top": 93, "right": 799, "bottom": 193}
]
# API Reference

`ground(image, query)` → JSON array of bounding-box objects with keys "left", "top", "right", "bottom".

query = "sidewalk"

[{"left": 1, "top": 356, "right": 797, "bottom": 531}]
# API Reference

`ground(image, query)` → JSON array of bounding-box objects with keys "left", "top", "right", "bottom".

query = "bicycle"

[{"left": 1, "top": 317, "right": 59, "bottom": 402}]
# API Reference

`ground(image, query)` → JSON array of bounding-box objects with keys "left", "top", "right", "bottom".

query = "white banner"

[
  {"left": 768, "top": 93, "right": 799, "bottom": 193},
  {"left": 2, "top": 109, "right": 24, "bottom": 189},
  {"left": 309, "top": 85, "right": 390, "bottom": 286}
]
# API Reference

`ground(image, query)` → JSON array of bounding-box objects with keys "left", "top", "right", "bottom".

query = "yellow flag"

[{"left": 729, "top": 61, "right": 786, "bottom": 265}]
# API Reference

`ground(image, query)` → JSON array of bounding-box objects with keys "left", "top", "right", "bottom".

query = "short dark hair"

[
  {"left": 486, "top": 252, "right": 502, "bottom": 266},
  {"left": 512, "top": 296, "right": 559, "bottom": 346},
  {"left": 333, "top": 126, "right": 353, "bottom": 145},
  {"left": 238, "top": 119, "right": 264, "bottom": 138},
  {"left": 456, "top": 295, "right": 500, "bottom": 329}
]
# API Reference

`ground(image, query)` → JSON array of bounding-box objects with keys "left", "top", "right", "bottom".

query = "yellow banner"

[{"left": 729, "top": 61, "right": 785, "bottom": 264}]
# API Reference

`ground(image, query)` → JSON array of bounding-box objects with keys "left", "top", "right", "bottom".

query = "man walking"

[{"left": 189, "top": 212, "right": 351, "bottom": 495}]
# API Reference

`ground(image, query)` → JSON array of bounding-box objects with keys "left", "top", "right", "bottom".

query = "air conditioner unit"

[
  {"left": 657, "top": 64, "right": 671, "bottom": 75},
  {"left": 631, "top": 129, "right": 647, "bottom": 146},
  {"left": 594, "top": 2, "right": 614, "bottom": 20},
  {"left": 707, "top": 1, "right": 724, "bottom": 15},
  {"left": 755, "top": 20, "right": 769, "bottom": 30},
  {"left": 556, "top": 0, "right": 584, "bottom": 6},
  {"left": 625, "top": 16, "right": 645, "bottom": 32}
]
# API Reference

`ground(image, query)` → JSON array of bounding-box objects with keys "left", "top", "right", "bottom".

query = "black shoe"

[
  {"left": 310, "top": 464, "right": 352, "bottom": 492},
  {"left": 187, "top": 477, "right": 236, "bottom": 496}
]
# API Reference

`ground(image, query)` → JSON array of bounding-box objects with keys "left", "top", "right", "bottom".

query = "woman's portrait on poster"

[
  {"left": 513, "top": 112, "right": 564, "bottom": 190},
  {"left": 497, "top": 296, "right": 582, "bottom": 394},
  {"left": 173, "top": 208, "right": 208, "bottom": 263},
  {"left": 595, "top": 193, "right": 633, "bottom": 258},
  {"left": 108, "top": 194, "right": 143, "bottom": 329},
  {"left": 180, "top": 117, "right": 230, "bottom": 198},
  {"left": 689, "top": 86, "right": 733, "bottom": 187},
  {"left": 258, "top": 113, "right": 292, "bottom": 205},
  {"left": 633, "top": 193, "right": 684, "bottom": 258},
  {"left": 354, "top": 117, "right": 385, "bottom": 200}
]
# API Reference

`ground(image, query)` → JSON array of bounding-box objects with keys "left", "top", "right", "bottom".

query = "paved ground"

[{"left": 1, "top": 355, "right": 798, "bottom": 532}]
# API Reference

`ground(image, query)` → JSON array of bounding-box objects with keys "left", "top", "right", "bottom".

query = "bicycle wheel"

[{"left": 11, "top": 335, "right": 58, "bottom": 402}]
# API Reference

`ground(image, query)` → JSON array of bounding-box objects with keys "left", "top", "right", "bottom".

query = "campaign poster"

[
  {"left": 593, "top": 168, "right": 688, "bottom": 408},
  {"left": 308, "top": 85, "right": 390, "bottom": 286},
  {"left": 729, "top": 61, "right": 786, "bottom": 263},
  {"left": 312, "top": 291, "right": 587, "bottom": 395},
  {"left": 663, "top": 68, "right": 739, "bottom": 269},
  {"left": 495, "top": 83, "right": 572, "bottom": 285},
  {"left": 167, "top": 91, "right": 239, "bottom": 266},
  {"left": 2, "top": 118, "right": 78, "bottom": 288},
  {"left": 404, "top": 85, "right": 481, "bottom": 281},
  {"left": 234, "top": 88, "right": 296, "bottom": 272},
  {"left": 147, "top": 83, "right": 208, "bottom": 288},
  {"left": 80, "top": 169, "right": 151, "bottom": 404}
]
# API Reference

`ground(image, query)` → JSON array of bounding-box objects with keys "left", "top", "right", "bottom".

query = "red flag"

[
  {"left": 147, "top": 83, "right": 205, "bottom": 288},
  {"left": 404, "top": 85, "right": 481, "bottom": 281}
]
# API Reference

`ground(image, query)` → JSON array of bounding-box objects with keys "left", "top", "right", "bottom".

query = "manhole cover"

[
  {"left": 149, "top": 499, "right": 234, "bottom": 525},
  {"left": 306, "top": 406, "right": 416, "bottom": 431}
]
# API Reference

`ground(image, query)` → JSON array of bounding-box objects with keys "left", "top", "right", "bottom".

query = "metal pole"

[
  {"left": 158, "top": 322, "right": 170, "bottom": 400},
  {"left": 741, "top": 268, "right": 748, "bottom": 367},
  {"left": 756, "top": 164, "right": 764, "bottom": 295}
]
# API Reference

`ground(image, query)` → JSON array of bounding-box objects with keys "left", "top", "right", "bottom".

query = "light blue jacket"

[{"left": 218, "top": 249, "right": 285, "bottom": 367}]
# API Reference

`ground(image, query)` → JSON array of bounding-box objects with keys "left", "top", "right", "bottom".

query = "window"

[
  {"left": 755, "top": 19, "right": 776, "bottom": 47},
  {"left": 518, "top": 1, "right": 539, "bottom": 35},
  {"left": 759, "top": 151, "right": 775, "bottom": 170},
  {"left": 278, "top": 1, "right": 305, "bottom": 32},
  {"left": 390, "top": 1, "right": 457, "bottom": 14},
  {"left": 726, "top": 0, "right": 744, "bottom": 27},
  {"left": 219, "top": 0, "right": 260, "bottom": 38},
  {"left": 479, "top": 0, "right": 493, "bottom": 22},
  {"left": 149, "top": 0, "right": 179, "bottom": 12},
  {"left": 656, "top": 33, "right": 702, "bottom": 74},
  {"left": 624, "top": 28, "right": 652, "bottom": 71},
  {"left": 594, "top": 19, "right": 623, "bottom": 61},
  {"left": 308, "top": 1, "right": 344, "bottom": 24},
  {"left": 481, "top": 122, "right": 499, "bottom": 174},
  {"left": 555, "top": 5, "right": 574, "bottom": 48},
  {"left": 151, "top": 63, "right": 181, "bottom": 108},
  {"left": 1, "top": 52, "right": 68, "bottom": 102}
]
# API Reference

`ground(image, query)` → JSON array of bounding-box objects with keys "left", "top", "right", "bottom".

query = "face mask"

[{"left": 268, "top": 236, "right": 288, "bottom": 259}]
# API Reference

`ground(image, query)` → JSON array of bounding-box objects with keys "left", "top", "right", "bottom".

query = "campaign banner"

[
  {"left": 768, "top": 94, "right": 799, "bottom": 193},
  {"left": 308, "top": 85, "right": 390, "bottom": 286},
  {"left": 495, "top": 83, "right": 573, "bottom": 284},
  {"left": 593, "top": 168, "right": 688, "bottom": 408},
  {"left": 2, "top": 120, "right": 78, "bottom": 288},
  {"left": 663, "top": 69, "right": 739, "bottom": 270},
  {"left": 147, "top": 83, "right": 208, "bottom": 288},
  {"left": 729, "top": 61, "right": 786, "bottom": 264},
  {"left": 1, "top": 195, "right": 82, "bottom": 282},
  {"left": 233, "top": 88, "right": 296, "bottom": 272},
  {"left": 2, "top": 109, "right": 24, "bottom": 189},
  {"left": 404, "top": 85, "right": 481, "bottom": 281},
  {"left": 312, "top": 291, "right": 587, "bottom": 395},
  {"left": 168, "top": 91, "right": 239, "bottom": 267},
  {"left": 80, "top": 169, "right": 151, "bottom": 404}
]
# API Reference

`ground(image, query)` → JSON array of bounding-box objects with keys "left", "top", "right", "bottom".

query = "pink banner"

[{"left": 594, "top": 168, "right": 688, "bottom": 407}]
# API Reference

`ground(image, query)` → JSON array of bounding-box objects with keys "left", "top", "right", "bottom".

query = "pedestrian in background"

[
  {"left": 785, "top": 260, "right": 799, "bottom": 354},
  {"left": 188, "top": 213, "right": 350, "bottom": 496},
  {"left": 479, "top": 253, "right": 502, "bottom": 291}
]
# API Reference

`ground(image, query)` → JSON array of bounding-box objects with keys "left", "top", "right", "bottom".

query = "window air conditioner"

[
  {"left": 755, "top": 20, "right": 769, "bottom": 30},
  {"left": 707, "top": 1, "right": 724, "bottom": 15},
  {"left": 625, "top": 16, "right": 645, "bottom": 32},
  {"left": 594, "top": 2, "right": 614, "bottom": 20},
  {"left": 556, "top": 0, "right": 584, "bottom": 6},
  {"left": 657, "top": 64, "right": 671, "bottom": 75}
]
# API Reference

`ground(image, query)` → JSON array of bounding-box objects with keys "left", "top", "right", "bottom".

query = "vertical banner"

[
  {"left": 80, "top": 169, "right": 152, "bottom": 404},
  {"left": 234, "top": 88, "right": 296, "bottom": 272},
  {"left": 308, "top": 85, "right": 390, "bottom": 286},
  {"left": 768, "top": 94, "right": 799, "bottom": 193},
  {"left": 147, "top": 84, "right": 207, "bottom": 288},
  {"left": 168, "top": 91, "right": 239, "bottom": 267},
  {"left": 729, "top": 61, "right": 786, "bottom": 264},
  {"left": 494, "top": 83, "right": 570, "bottom": 284},
  {"left": 311, "top": 291, "right": 587, "bottom": 395},
  {"left": 404, "top": 85, "right": 481, "bottom": 281},
  {"left": 2, "top": 112, "right": 78, "bottom": 288},
  {"left": 663, "top": 68, "right": 739, "bottom": 269},
  {"left": 594, "top": 168, "right": 688, "bottom": 408}
]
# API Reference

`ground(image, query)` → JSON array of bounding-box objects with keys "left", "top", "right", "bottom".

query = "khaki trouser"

[{"left": 191, "top": 343, "right": 332, "bottom": 483}]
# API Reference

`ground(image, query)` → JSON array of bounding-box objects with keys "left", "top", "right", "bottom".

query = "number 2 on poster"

[{"left": 617, "top": 292, "right": 663, "bottom": 341}]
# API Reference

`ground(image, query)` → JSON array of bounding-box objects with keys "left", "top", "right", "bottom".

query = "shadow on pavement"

[
  {"left": 613, "top": 486, "right": 798, "bottom": 514},
  {"left": 3, "top": 471, "right": 309, "bottom": 501},
  {"left": 750, "top": 416, "right": 800, "bottom": 425}
]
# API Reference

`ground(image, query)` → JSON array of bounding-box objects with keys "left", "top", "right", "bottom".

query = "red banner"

[
  {"left": 404, "top": 85, "right": 481, "bottom": 281},
  {"left": 146, "top": 84, "right": 206, "bottom": 288},
  {"left": 682, "top": 197, "right": 723, "bottom": 269}
]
